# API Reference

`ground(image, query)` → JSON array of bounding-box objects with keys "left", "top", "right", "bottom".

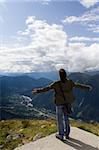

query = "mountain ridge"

[{"left": 0, "top": 72, "right": 99, "bottom": 121}]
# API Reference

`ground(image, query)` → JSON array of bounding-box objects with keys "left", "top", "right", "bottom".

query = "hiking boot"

[
  {"left": 64, "top": 131, "right": 70, "bottom": 140},
  {"left": 65, "top": 134, "right": 69, "bottom": 139},
  {"left": 55, "top": 134, "right": 64, "bottom": 141}
]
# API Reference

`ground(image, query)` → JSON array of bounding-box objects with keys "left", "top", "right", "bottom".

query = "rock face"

[
  {"left": 6, "top": 133, "right": 21, "bottom": 142},
  {"left": 15, "top": 127, "right": 99, "bottom": 150}
]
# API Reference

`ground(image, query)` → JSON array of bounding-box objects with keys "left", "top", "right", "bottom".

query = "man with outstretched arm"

[{"left": 32, "top": 69, "right": 92, "bottom": 141}]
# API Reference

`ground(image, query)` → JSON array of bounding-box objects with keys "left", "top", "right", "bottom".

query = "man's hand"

[
  {"left": 32, "top": 89, "right": 39, "bottom": 94},
  {"left": 87, "top": 85, "right": 92, "bottom": 91}
]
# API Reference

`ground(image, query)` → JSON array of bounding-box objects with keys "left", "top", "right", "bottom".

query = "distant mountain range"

[
  {"left": 0, "top": 72, "right": 99, "bottom": 122},
  {"left": 1, "top": 70, "right": 99, "bottom": 80},
  {"left": 0, "top": 71, "right": 59, "bottom": 80}
]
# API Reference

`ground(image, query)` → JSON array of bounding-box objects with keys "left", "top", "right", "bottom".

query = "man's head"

[{"left": 59, "top": 69, "right": 67, "bottom": 82}]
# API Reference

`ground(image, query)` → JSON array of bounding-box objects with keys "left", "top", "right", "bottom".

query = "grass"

[
  {"left": 0, "top": 119, "right": 99, "bottom": 150},
  {"left": 0, "top": 119, "right": 57, "bottom": 150},
  {"left": 70, "top": 120, "right": 99, "bottom": 136}
]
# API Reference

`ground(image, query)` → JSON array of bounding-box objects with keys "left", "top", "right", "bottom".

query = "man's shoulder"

[
  {"left": 68, "top": 79, "right": 74, "bottom": 83},
  {"left": 67, "top": 79, "right": 75, "bottom": 86},
  {"left": 51, "top": 80, "right": 61, "bottom": 86},
  {"left": 53, "top": 80, "right": 60, "bottom": 84},
  {"left": 53, "top": 79, "right": 73, "bottom": 83},
  {"left": 66, "top": 78, "right": 73, "bottom": 82},
  {"left": 49, "top": 80, "right": 59, "bottom": 88},
  {"left": 52, "top": 79, "right": 74, "bottom": 84}
]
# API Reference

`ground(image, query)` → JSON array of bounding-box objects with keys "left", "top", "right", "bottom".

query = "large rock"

[{"left": 15, "top": 127, "right": 99, "bottom": 150}]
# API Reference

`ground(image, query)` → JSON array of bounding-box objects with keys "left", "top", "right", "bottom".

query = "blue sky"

[{"left": 0, "top": 0, "right": 99, "bottom": 73}]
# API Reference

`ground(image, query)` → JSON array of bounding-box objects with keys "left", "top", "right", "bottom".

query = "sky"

[{"left": 0, "top": 0, "right": 99, "bottom": 73}]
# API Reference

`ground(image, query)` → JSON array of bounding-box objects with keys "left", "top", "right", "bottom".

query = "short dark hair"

[
  {"left": 59, "top": 69, "right": 67, "bottom": 82},
  {"left": 59, "top": 68, "right": 67, "bottom": 75}
]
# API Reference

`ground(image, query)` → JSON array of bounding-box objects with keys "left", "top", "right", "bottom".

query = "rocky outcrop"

[{"left": 15, "top": 127, "right": 99, "bottom": 150}]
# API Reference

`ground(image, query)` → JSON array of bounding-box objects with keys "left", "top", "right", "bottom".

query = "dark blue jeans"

[{"left": 56, "top": 105, "right": 70, "bottom": 137}]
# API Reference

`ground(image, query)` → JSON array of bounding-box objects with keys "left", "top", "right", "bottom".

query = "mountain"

[
  {"left": 0, "top": 73, "right": 99, "bottom": 121},
  {"left": 0, "top": 75, "right": 52, "bottom": 96},
  {"left": 85, "top": 70, "right": 99, "bottom": 76},
  {"left": 0, "top": 71, "right": 59, "bottom": 80},
  {"left": 81, "top": 74, "right": 99, "bottom": 121},
  {"left": 69, "top": 72, "right": 90, "bottom": 83},
  {"left": 0, "top": 75, "right": 53, "bottom": 119},
  {"left": 26, "top": 71, "right": 59, "bottom": 80},
  {"left": 1, "top": 70, "right": 99, "bottom": 80},
  {"left": 68, "top": 73, "right": 99, "bottom": 121}
]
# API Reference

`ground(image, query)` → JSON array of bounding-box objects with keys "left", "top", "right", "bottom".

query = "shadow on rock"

[{"left": 63, "top": 137, "right": 98, "bottom": 150}]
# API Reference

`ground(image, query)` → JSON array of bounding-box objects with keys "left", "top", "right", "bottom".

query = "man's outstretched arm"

[
  {"left": 32, "top": 83, "right": 54, "bottom": 94},
  {"left": 73, "top": 82, "right": 92, "bottom": 91}
]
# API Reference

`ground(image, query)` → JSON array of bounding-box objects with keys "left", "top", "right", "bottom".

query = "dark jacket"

[{"left": 36, "top": 79, "right": 90, "bottom": 105}]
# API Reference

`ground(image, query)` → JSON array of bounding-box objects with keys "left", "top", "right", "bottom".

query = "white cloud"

[
  {"left": 21, "top": 16, "right": 67, "bottom": 52},
  {"left": 0, "top": 16, "right": 67, "bottom": 72},
  {"left": 69, "top": 36, "right": 99, "bottom": 42},
  {"left": 67, "top": 43, "right": 99, "bottom": 72},
  {"left": 62, "top": 6, "right": 99, "bottom": 33},
  {"left": 88, "top": 23, "right": 99, "bottom": 33},
  {"left": 79, "top": 0, "right": 98, "bottom": 8},
  {"left": 62, "top": 14, "right": 99, "bottom": 24},
  {"left": 62, "top": 7, "right": 99, "bottom": 24},
  {"left": 0, "top": 16, "right": 99, "bottom": 73}
]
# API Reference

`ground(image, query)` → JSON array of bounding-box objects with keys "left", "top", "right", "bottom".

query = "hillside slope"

[
  {"left": 15, "top": 127, "right": 99, "bottom": 150},
  {"left": 1, "top": 73, "right": 99, "bottom": 121}
]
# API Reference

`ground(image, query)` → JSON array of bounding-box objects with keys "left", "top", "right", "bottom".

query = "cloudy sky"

[{"left": 0, "top": 0, "right": 99, "bottom": 73}]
